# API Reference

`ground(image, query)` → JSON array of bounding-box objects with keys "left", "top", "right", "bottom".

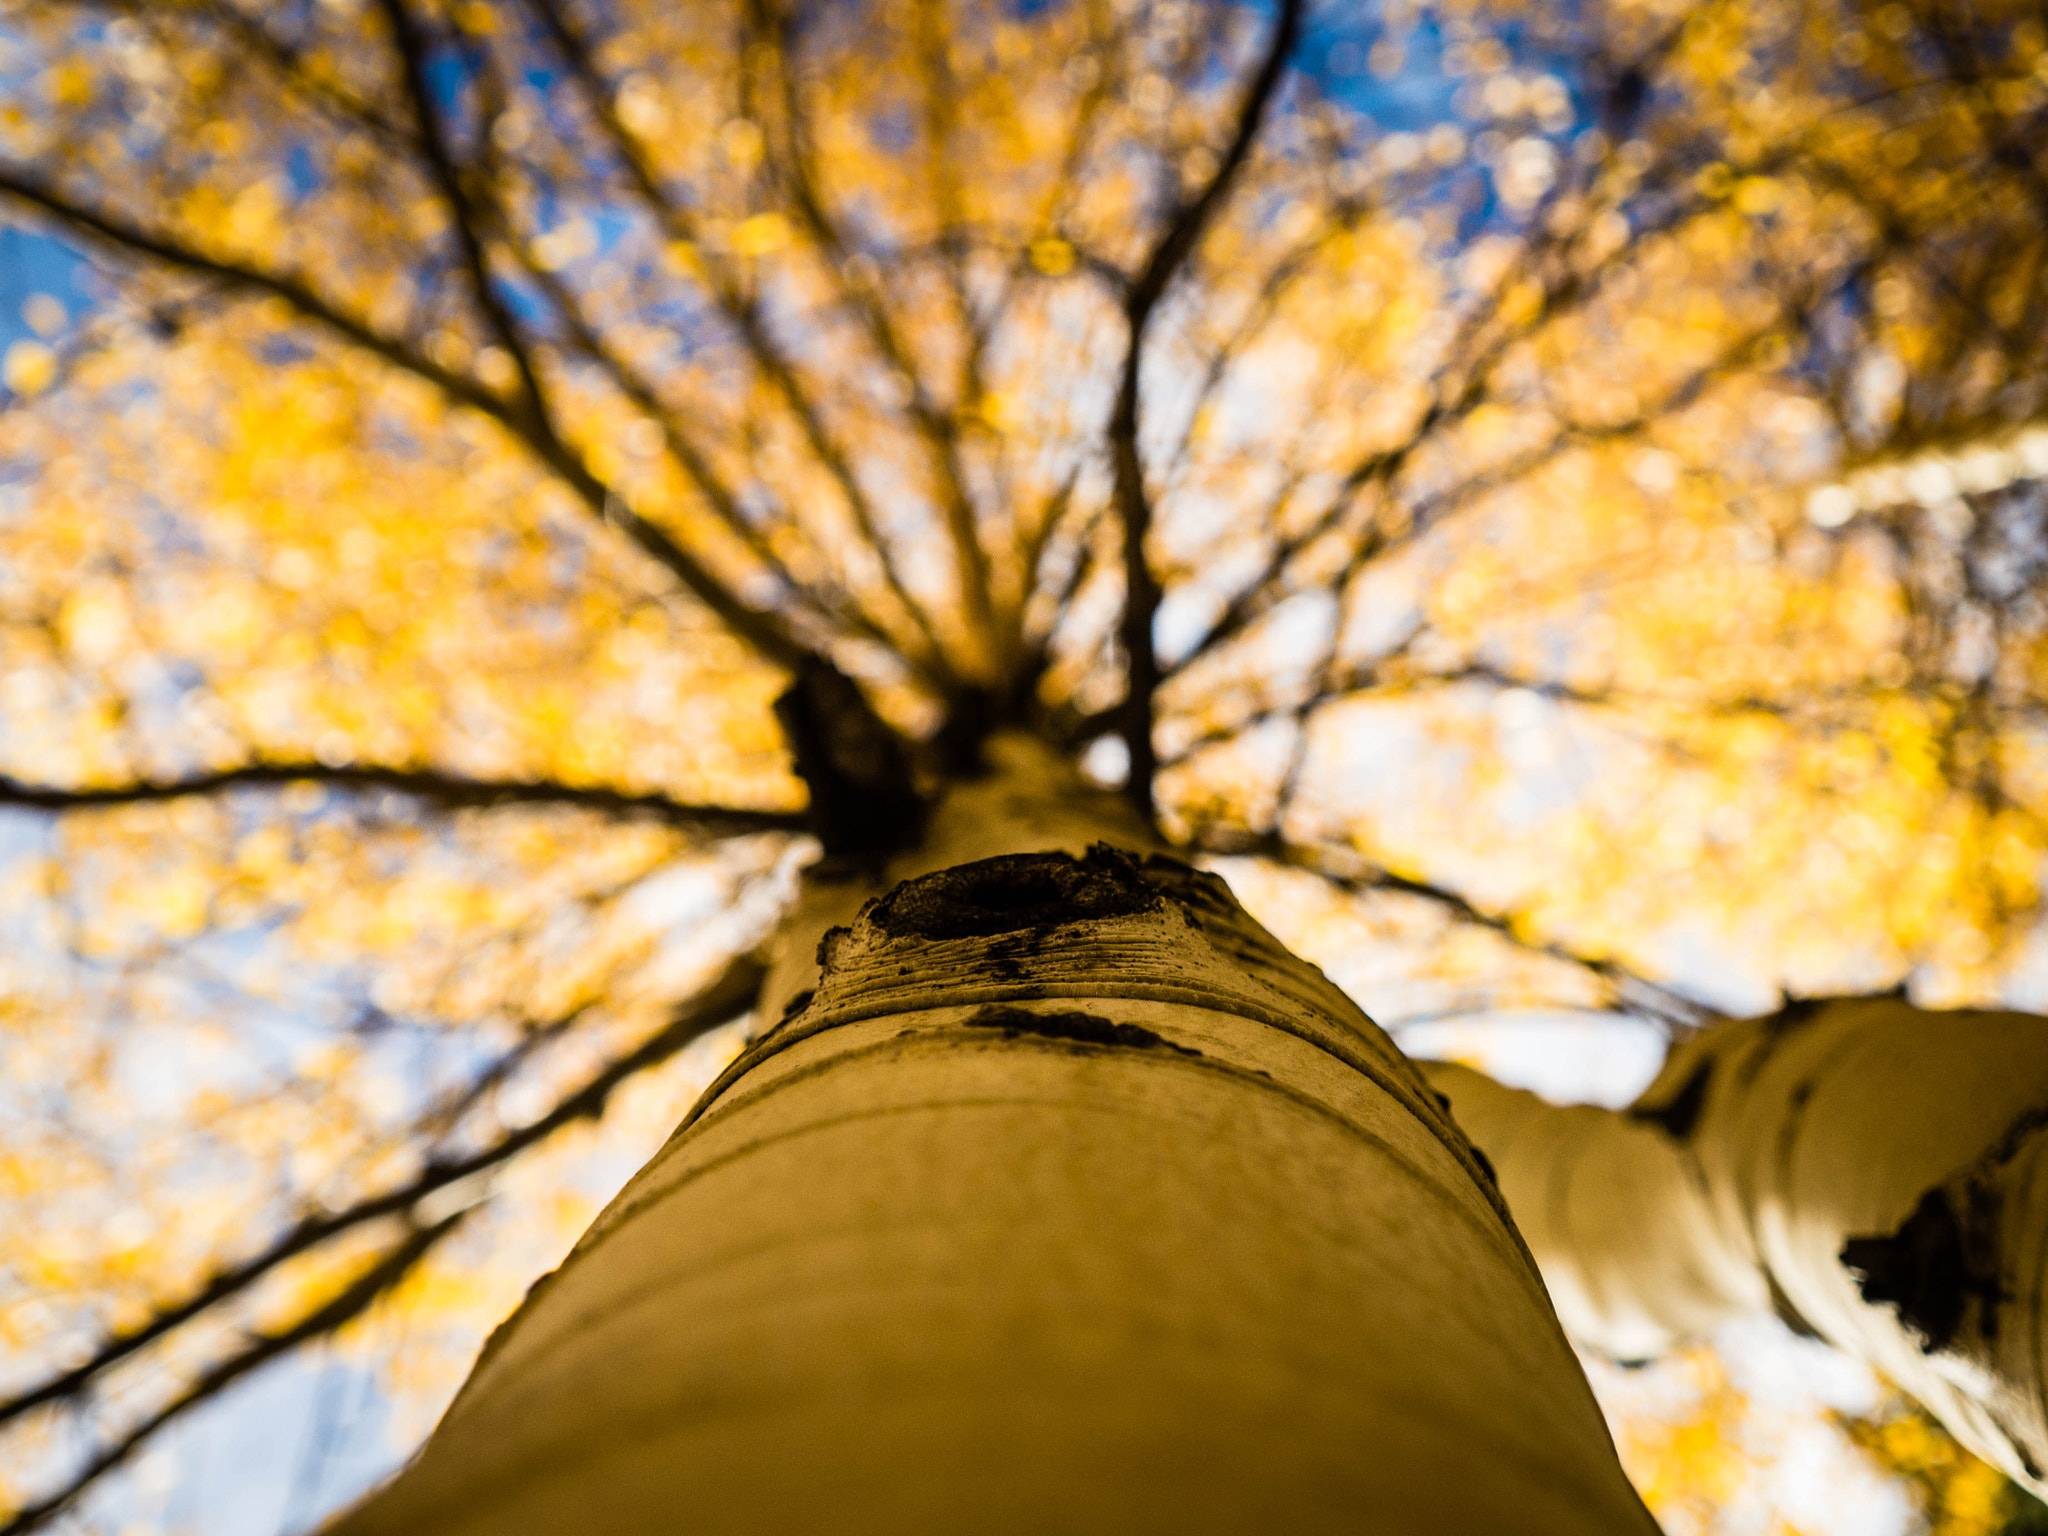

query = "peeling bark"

[
  {"left": 1429, "top": 998, "right": 2048, "bottom": 1495},
  {"left": 325, "top": 739, "right": 1657, "bottom": 1534}
]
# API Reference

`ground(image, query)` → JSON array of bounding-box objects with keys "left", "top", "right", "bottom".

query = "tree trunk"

[
  {"left": 326, "top": 735, "right": 1659, "bottom": 1534},
  {"left": 1427, "top": 999, "right": 2048, "bottom": 1498}
]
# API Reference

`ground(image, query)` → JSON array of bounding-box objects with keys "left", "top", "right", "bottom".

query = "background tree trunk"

[
  {"left": 1428, "top": 999, "right": 2048, "bottom": 1498},
  {"left": 324, "top": 739, "right": 1659, "bottom": 1534}
]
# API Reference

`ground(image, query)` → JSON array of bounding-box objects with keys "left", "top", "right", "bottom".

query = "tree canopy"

[{"left": 4, "top": 0, "right": 2048, "bottom": 1529}]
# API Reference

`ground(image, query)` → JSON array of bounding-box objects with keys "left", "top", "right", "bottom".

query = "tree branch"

[
  {"left": 0, "top": 166, "right": 504, "bottom": 416},
  {"left": 372, "top": 0, "right": 553, "bottom": 419},
  {"left": 0, "top": 166, "right": 814, "bottom": 670},
  {"left": 521, "top": 0, "right": 950, "bottom": 682},
  {"left": 1197, "top": 829, "right": 1722, "bottom": 1035},
  {"left": 0, "top": 764, "right": 805, "bottom": 834},
  {"left": 1169, "top": 256, "right": 1795, "bottom": 694},
  {"left": 1159, "top": 115, "right": 1750, "bottom": 685},
  {"left": 0, "top": 1212, "right": 468, "bottom": 1536},
  {"left": 748, "top": 0, "right": 1002, "bottom": 676},
  {"left": 0, "top": 955, "right": 764, "bottom": 1440},
  {"left": 1113, "top": 0, "right": 1304, "bottom": 823},
  {"left": 363, "top": 0, "right": 831, "bottom": 668},
  {"left": 500, "top": 222, "right": 879, "bottom": 651},
  {"left": 117, "top": 0, "right": 414, "bottom": 150}
]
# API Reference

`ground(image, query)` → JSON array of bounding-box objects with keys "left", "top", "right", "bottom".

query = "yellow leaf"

[
  {"left": 1028, "top": 235, "right": 1075, "bottom": 275},
  {"left": 731, "top": 212, "right": 791, "bottom": 257},
  {"left": 2, "top": 340, "right": 54, "bottom": 397}
]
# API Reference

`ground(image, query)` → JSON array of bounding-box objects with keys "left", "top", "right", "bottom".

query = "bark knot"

[{"left": 867, "top": 844, "right": 1162, "bottom": 941}]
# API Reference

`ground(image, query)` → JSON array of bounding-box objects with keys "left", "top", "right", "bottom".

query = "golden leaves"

[
  {"left": 1, "top": 341, "right": 54, "bottom": 397},
  {"left": 1027, "top": 235, "right": 1077, "bottom": 275},
  {"left": 4, "top": 0, "right": 2048, "bottom": 1522},
  {"left": 729, "top": 211, "right": 793, "bottom": 257},
  {"left": 1846, "top": 1403, "right": 2028, "bottom": 1536}
]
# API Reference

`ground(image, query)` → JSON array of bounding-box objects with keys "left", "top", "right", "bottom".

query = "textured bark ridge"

[
  {"left": 1429, "top": 999, "right": 2048, "bottom": 1494},
  {"left": 324, "top": 780, "right": 1660, "bottom": 1533}
]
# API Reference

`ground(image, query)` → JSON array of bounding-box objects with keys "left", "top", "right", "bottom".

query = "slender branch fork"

[
  {"left": 1, "top": 1212, "right": 466, "bottom": 1536},
  {"left": 0, "top": 1214, "right": 467, "bottom": 1536},
  {"left": 0, "top": 137, "right": 814, "bottom": 673},
  {"left": 0, "top": 763, "right": 806, "bottom": 832},
  {"left": 1202, "top": 830, "right": 1724, "bottom": 1036},
  {"left": 1112, "top": 0, "right": 1305, "bottom": 826},
  {"left": 520, "top": 0, "right": 958, "bottom": 681},
  {"left": 0, "top": 958, "right": 765, "bottom": 1532}
]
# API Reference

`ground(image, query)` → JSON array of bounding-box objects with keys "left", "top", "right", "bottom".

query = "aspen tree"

[
  {"left": 325, "top": 735, "right": 1662, "bottom": 1534},
  {"left": 12, "top": 0, "right": 2048, "bottom": 1527},
  {"left": 1429, "top": 1002, "right": 2048, "bottom": 1500}
]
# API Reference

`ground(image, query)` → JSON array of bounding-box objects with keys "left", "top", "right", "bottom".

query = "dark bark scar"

[
  {"left": 868, "top": 845, "right": 1161, "bottom": 941},
  {"left": 964, "top": 1004, "right": 1203, "bottom": 1058},
  {"left": 1840, "top": 1185, "right": 2002, "bottom": 1353}
]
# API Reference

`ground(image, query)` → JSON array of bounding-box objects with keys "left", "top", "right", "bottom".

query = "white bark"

[
  {"left": 326, "top": 737, "right": 1658, "bottom": 1533},
  {"left": 1428, "top": 998, "right": 2048, "bottom": 1494}
]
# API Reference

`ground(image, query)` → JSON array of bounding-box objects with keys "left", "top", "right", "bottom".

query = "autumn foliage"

[{"left": 3, "top": 0, "right": 2048, "bottom": 1528}]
